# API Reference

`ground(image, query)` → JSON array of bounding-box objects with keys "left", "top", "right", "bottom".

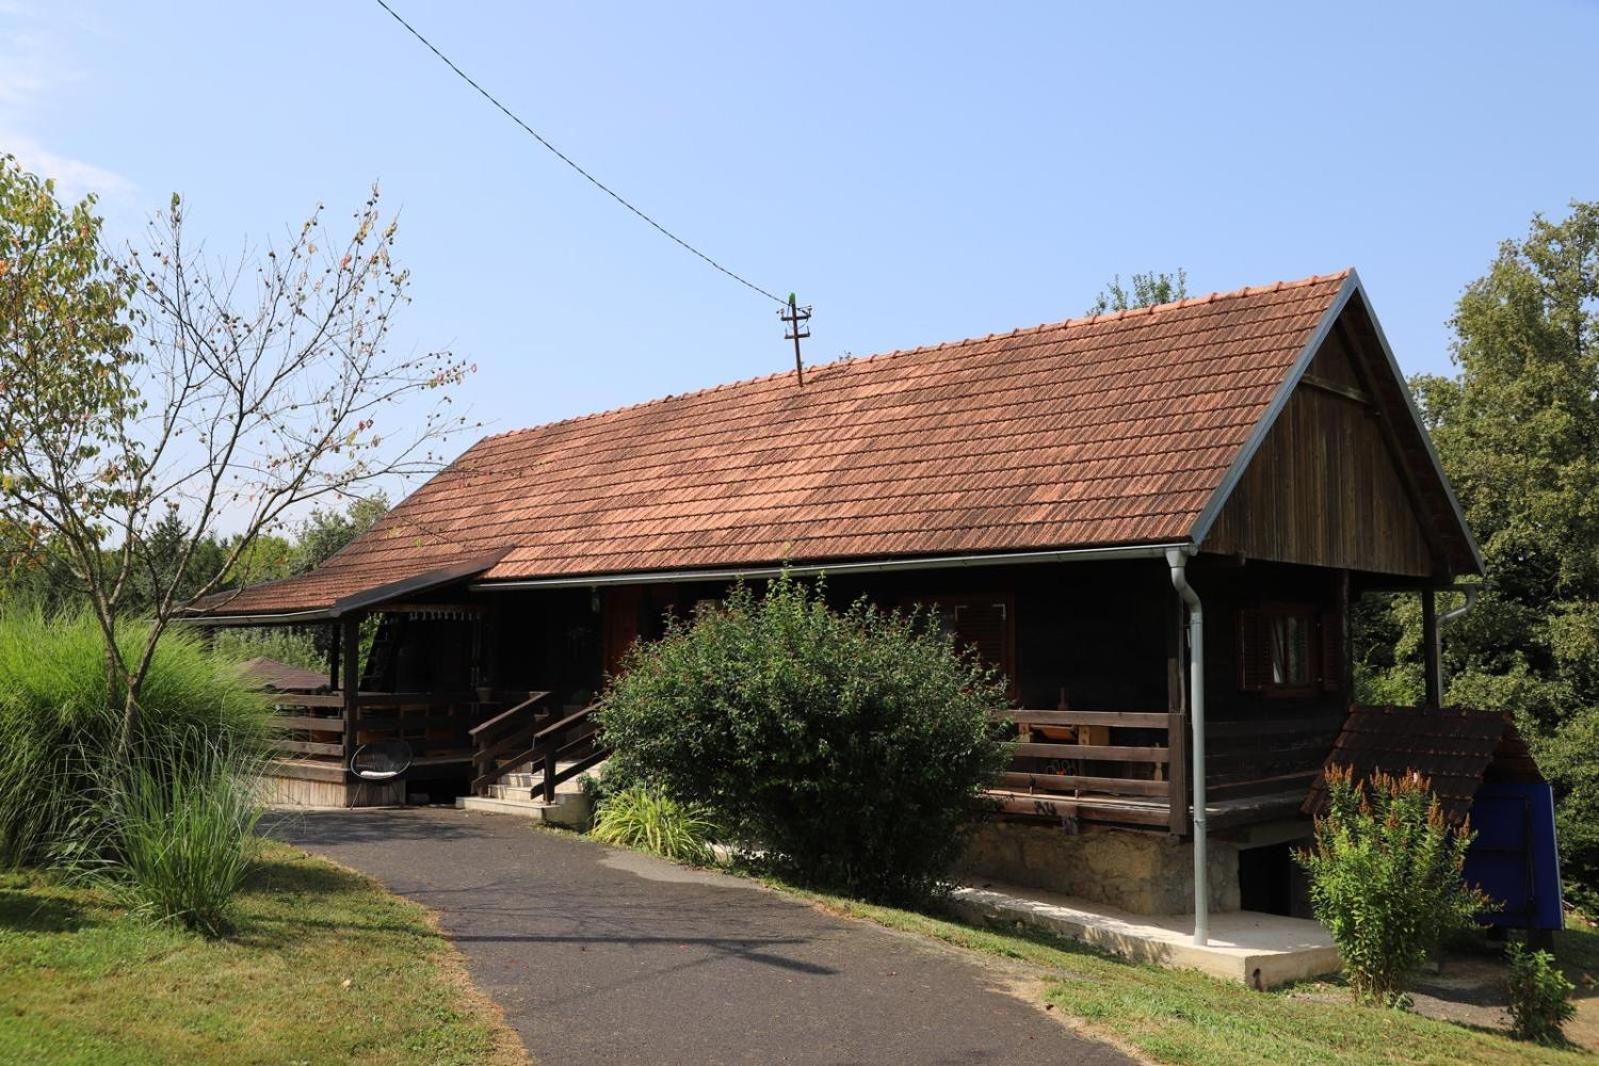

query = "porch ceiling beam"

[{"left": 468, "top": 542, "right": 1191, "bottom": 592}]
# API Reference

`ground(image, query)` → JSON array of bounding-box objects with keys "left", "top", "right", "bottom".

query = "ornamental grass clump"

[
  {"left": 0, "top": 608, "right": 266, "bottom": 870},
  {"left": 1296, "top": 767, "right": 1489, "bottom": 1005},
  {"left": 591, "top": 786, "right": 719, "bottom": 865},
  {"left": 69, "top": 734, "right": 266, "bottom": 938},
  {"left": 595, "top": 573, "right": 1011, "bottom": 904}
]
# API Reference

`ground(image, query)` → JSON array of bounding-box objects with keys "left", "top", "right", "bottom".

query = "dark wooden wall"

[
  {"left": 1204, "top": 331, "right": 1435, "bottom": 577},
  {"left": 1188, "top": 556, "right": 1350, "bottom": 790}
]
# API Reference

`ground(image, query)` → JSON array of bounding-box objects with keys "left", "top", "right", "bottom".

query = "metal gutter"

[
  {"left": 468, "top": 542, "right": 1191, "bottom": 592},
  {"left": 174, "top": 607, "right": 336, "bottom": 628}
]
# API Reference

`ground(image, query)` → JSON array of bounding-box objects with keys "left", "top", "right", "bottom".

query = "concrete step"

[
  {"left": 485, "top": 781, "right": 585, "bottom": 802},
  {"left": 456, "top": 789, "right": 592, "bottom": 829}
]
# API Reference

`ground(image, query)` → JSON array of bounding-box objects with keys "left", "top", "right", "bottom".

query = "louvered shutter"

[
  {"left": 952, "top": 602, "right": 1010, "bottom": 675},
  {"left": 1237, "top": 607, "right": 1268, "bottom": 692},
  {"left": 1319, "top": 611, "right": 1344, "bottom": 692}
]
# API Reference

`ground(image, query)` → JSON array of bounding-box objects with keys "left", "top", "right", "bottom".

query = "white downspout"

[{"left": 1167, "top": 547, "right": 1208, "bottom": 946}]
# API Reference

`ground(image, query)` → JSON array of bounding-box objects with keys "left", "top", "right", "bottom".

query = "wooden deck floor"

[{"left": 984, "top": 787, "right": 1308, "bottom": 833}]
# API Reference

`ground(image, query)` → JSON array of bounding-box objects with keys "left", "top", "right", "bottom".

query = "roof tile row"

[{"left": 202, "top": 272, "right": 1349, "bottom": 614}]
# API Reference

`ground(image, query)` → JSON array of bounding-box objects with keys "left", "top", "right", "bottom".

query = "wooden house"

[{"left": 190, "top": 269, "right": 1482, "bottom": 927}]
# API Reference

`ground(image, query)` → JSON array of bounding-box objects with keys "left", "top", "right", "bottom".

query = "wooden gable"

[{"left": 1202, "top": 314, "right": 1439, "bottom": 576}]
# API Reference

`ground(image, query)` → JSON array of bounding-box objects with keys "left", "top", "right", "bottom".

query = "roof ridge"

[{"left": 476, "top": 268, "right": 1353, "bottom": 445}]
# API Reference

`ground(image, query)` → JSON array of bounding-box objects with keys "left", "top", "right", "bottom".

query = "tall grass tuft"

[
  {"left": 0, "top": 607, "right": 266, "bottom": 869},
  {"left": 69, "top": 735, "right": 266, "bottom": 937},
  {"left": 590, "top": 786, "right": 720, "bottom": 865}
]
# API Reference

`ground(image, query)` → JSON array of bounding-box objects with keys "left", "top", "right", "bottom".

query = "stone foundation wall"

[{"left": 958, "top": 822, "right": 1240, "bottom": 915}]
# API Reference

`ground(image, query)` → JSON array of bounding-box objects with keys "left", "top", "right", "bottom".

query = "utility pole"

[{"left": 779, "top": 293, "right": 812, "bottom": 386}]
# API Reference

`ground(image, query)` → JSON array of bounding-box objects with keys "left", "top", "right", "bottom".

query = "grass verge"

[
  {"left": 0, "top": 841, "right": 525, "bottom": 1066},
  {"left": 772, "top": 884, "right": 1593, "bottom": 1066}
]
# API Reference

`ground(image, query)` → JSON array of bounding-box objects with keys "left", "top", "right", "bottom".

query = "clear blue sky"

[{"left": 5, "top": 1, "right": 1598, "bottom": 454}]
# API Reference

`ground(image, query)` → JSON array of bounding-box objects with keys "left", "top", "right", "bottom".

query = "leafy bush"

[
  {"left": 1296, "top": 767, "right": 1488, "bottom": 1004},
  {"left": 0, "top": 608, "right": 266, "bottom": 869},
  {"left": 1506, "top": 942, "right": 1575, "bottom": 1044},
  {"left": 596, "top": 574, "right": 1010, "bottom": 903},
  {"left": 590, "top": 786, "right": 719, "bottom": 865},
  {"left": 70, "top": 735, "right": 265, "bottom": 937}
]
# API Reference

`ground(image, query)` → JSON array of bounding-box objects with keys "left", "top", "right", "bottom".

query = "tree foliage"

[
  {"left": 1356, "top": 201, "right": 1599, "bottom": 901},
  {"left": 1087, "top": 268, "right": 1188, "bottom": 315},
  {"left": 0, "top": 155, "right": 139, "bottom": 587},
  {"left": 0, "top": 155, "right": 466, "bottom": 745},
  {"left": 595, "top": 575, "right": 1011, "bottom": 903}
]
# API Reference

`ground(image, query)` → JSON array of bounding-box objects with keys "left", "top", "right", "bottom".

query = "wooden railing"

[
  {"left": 265, "top": 690, "right": 518, "bottom": 777},
  {"left": 529, "top": 704, "right": 607, "bottom": 803},
  {"left": 469, "top": 691, "right": 551, "bottom": 793},
  {"left": 989, "top": 707, "right": 1347, "bottom": 833},
  {"left": 470, "top": 699, "right": 607, "bottom": 801},
  {"left": 991, "top": 708, "right": 1177, "bottom": 829}
]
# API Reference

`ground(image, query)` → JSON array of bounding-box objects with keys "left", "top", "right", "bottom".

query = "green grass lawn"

[
  {"left": 0, "top": 842, "right": 525, "bottom": 1066},
  {"left": 779, "top": 884, "right": 1595, "bottom": 1065}
]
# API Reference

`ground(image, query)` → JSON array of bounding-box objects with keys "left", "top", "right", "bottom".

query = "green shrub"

[
  {"left": 590, "top": 786, "right": 719, "bottom": 865},
  {"left": 1296, "top": 767, "right": 1488, "bottom": 1005},
  {"left": 70, "top": 734, "right": 265, "bottom": 937},
  {"left": 595, "top": 574, "right": 1010, "bottom": 903},
  {"left": 1506, "top": 942, "right": 1576, "bottom": 1043},
  {"left": 0, "top": 608, "right": 266, "bottom": 868}
]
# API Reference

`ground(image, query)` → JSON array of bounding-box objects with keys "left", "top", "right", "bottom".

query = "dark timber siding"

[{"left": 1204, "top": 333, "right": 1434, "bottom": 576}]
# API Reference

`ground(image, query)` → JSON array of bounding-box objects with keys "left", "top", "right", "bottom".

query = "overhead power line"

[{"left": 372, "top": 0, "right": 787, "bottom": 306}]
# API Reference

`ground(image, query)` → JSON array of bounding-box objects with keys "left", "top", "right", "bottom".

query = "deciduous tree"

[
  {"left": 0, "top": 157, "right": 472, "bottom": 747},
  {"left": 1358, "top": 201, "right": 1599, "bottom": 899}
]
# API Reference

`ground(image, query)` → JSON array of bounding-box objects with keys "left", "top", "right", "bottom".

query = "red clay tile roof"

[
  {"left": 237, "top": 657, "right": 329, "bottom": 693},
  {"left": 1303, "top": 706, "right": 1544, "bottom": 825},
  {"left": 199, "top": 271, "right": 1352, "bottom": 616}
]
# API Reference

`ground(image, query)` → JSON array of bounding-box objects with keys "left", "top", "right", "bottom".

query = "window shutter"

[
  {"left": 1237, "top": 608, "right": 1267, "bottom": 692},
  {"left": 952, "top": 602, "right": 1009, "bottom": 674},
  {"left": 1319, "top": 611, "right": 1344, "bottom": 692}
]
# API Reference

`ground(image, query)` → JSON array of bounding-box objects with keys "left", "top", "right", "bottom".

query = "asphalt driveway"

[{"left": 272, "top": 807, "right": 1131, "bottom": 1066}]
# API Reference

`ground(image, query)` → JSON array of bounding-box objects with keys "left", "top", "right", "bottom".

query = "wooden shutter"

[
  {"left": 1237, "top": 607, "right": 1268, "bottom": 692},
  {"left": 1319, "top": 611, "right": 1344, "bottom": 692},
  {"left": 952, "top": 602, "right": 1010, "bottom": 675}
]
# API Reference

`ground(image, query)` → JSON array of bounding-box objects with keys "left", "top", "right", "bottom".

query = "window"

[
  {"left": 1238, "top": 605, "right": 1341, "bottom": 695},
  {"left": 905, "top": 595, "right": 1016, "bottom": 691}
]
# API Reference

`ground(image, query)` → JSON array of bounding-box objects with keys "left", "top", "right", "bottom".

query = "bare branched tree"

[{"left": 2, "top": 160, "right": 472, "bottom": 747}]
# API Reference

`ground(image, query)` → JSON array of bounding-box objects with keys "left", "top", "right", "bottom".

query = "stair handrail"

[
  {"left": 469, "top": 691, "right": 551, "bottom": 794},
  {"left": 469, "top": 691, "right": 549, "bottom": 737},
  {"left": 525, "top": 702, "right": 604, "bottom": 803}
]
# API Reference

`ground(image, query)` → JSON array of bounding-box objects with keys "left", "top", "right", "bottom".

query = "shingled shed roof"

[
  {"left": 189, "top": 269, "right": 1474, "bottom": 620},
  {"left": 1303, "top": 706, "right": 1544, "bottom": 826},
  {"left": 237, "top": 657, "right": 328, "bottom": 693}
]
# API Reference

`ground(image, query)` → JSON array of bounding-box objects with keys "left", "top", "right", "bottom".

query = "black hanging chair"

[{"left": 349, "top": 738, "right": 414, "bottom": 783}]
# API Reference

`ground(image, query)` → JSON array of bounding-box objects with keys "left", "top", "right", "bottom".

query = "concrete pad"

[{"left": 950, "top": 881, "right": 1341, "bottom": 990}]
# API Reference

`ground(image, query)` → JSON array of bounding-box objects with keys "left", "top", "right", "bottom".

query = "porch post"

[
  {"left": 328, "top": 622, "right": 341, "bottom": 693},
  {"left": 1167, "top": 549, "right": 1208, "bottom": 947},
  {"left": 1421, "top": 589, "right": 1441, "bottom": 709},
  {"left": 340, "top": 612, "right": 362, "bottom": 800},
  {"left": 1166, "top": 599, "right": 1189, "bottom": 838}
]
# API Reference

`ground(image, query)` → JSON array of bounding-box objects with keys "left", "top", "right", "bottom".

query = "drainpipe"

[
  {"left": 1435, "top": 586, "right": 1479, "bottom": 697},
  {"left": 1167, "top": 548, "right": 1208, "bottom": 947}
]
